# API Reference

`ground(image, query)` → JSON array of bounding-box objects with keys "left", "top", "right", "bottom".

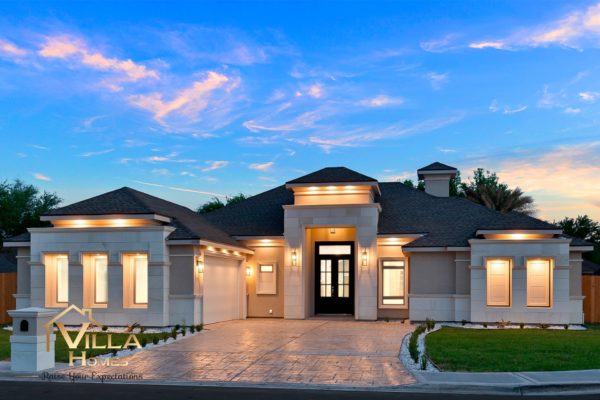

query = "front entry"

[{"left": 315, "top": 241, "right": 354, "bottom": 314}]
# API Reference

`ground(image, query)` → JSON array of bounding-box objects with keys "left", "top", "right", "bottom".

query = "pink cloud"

[{"left": 0, "top": 39, "right": 27, "bottom": 57}]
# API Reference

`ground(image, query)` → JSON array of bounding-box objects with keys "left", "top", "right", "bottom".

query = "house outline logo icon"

[{"left": 43, "top": 304, "right": 103, "bottom": 352}]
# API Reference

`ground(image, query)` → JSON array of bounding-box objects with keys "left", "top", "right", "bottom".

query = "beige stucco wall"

[
  {"left": 569, "top": 251, "right": 583, "bottom": 297},
  {"left": 410, "top": 252, "right": 456, "bottom": 294},
  {"left": 244, "top": 244, "right": 285, "bottom": 318},
  {"left": 15, "top": 247, "right": 31, "bottom": 309}
]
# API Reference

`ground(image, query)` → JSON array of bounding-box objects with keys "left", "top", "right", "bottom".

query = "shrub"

[
  {"left": 461, "top": 319, "right": 467, "bottom": 326},
  {"left": 152, "top": 336, "right": 159, "bottom": 345},
  {"left": 181, "top": 327, "right": 187, "bottom": 336},
  {"left": 175, "top": 324, "right": 181, "bottom": 330},
  {"left": 126, "top": 322, "right": 140, "bottom": 333},
  {"left": 540, "top": 324, "right": 550, "bottom": 329},
  {"left": 141, "top": 338, "right": 148, "bottom": 348},
  {"left": 409, "top": 324, "right": 426, "bottom": 363},
  {"left": 519, "top": 322, "right": 525, "bottom": 329},
  {"left": 101, "top": 325, "right": 108, "bottom": 332},
  {"left": 162, "top": 333, "right": 169, "bottom": 343},
  {"left": 564, "top": 324, "right": 569, "bottom": 330},
  {"left": 420, "top": 354, "right": 427, "bottom": 370},
  {"left": 111, "top": 348, "right": 118, "bottom": 356},
  {"left": 482, "top": 323, "right": 488, "bottom": 328},
  {"left": 383, "top": 317, "right": 390, "bottom": 322},
  {"left": 196, "top": 324, "right": 203, "bottom": 332},
  {"left": 139, "top": 326, "right": 146, "bottom": 334},
  {"left": 190, "top": 325, "right": 195, "bottom": 333},
  {"left": 171, "top": 328, "right": 177, "bottom": 340},
  {"left": 425, "top": 318, "right": 435, "bottom": 331},
  {"left": 497, "top": 320, "right": 510, "bottom": 329}
]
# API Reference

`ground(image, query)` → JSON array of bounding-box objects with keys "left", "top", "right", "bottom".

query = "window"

[
  {"left": 256, "top": 263, "right": 277, "bottom": 294},
  {"left": 122, "top": 253, "right": 148, "bottom": 308},
  {"left": 44, "top": 253, "right": 69, "bottom": 307},
  {"left": 318, "top": 245, "right": 351, "bottom": 255},
  {"left": 56, "top": 255, "right": 69, "bottom": 303},
  {"left": 527, "top": 258, "right": 552, "bottom": 307},
  {"left": 380, "top": 259, "right": 406, "bottom": 307},
  {"left": 486, "top": 258, "right": 511, "bottom": 307},
  {"left": 94, "top": 255, "right": 108, "bottom": 304}
]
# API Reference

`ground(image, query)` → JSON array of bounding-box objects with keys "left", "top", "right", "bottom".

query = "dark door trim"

[{"left": 314, "top": 241, "right": 355, "bottom": 315}]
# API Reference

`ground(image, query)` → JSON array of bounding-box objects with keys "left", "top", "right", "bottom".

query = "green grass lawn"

[
  {"left": 426, "top": 327, "right": 600, "bottom": 372},
  {"left": 0, "top": 329, "right": 163, "bottom": 363}
]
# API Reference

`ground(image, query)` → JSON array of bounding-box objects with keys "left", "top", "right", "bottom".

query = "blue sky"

[{"left": 1, "top": 1, "right": 599, "bottom": 221}]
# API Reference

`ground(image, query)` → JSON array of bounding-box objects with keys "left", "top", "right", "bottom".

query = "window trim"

[
  {"left": 133, "top": 255, "right": 149, "bottom": 305},
  {"left": 525, "top": 257, "right": 553, "bottom": 308},
  {"left": 43, "top": 252, "right": 70, "bottom": 308},
  {"left": 378, "top": 257, "right": 408, "bottom": 309},
  {"left": 485, "top": 257, "right": 512, "bottom": 308},
  {"left": 93, "top": 255, "right": 109, "bottom": 305},
  {"left": 55, "top": 254, "right": 70, "bottom": 305},
  {"left": 81, "top": 252, "right": 109, "bottom": 308},
  {"left": 256, "top": 262, "right": 277, "bottom": 295},
  {"left": 121, "top": 252, "right": 149, "bottom": 309}
]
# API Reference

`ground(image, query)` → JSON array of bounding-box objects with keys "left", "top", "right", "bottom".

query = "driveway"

[{"left": 70, "top": 319, "right": 415, "bottom": 387}]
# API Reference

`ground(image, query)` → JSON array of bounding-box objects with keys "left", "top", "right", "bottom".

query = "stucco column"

[
  {"left": 355, "top": 207, "right": 378, "bottom": 320},
  {"left": 283, "top": 210, "right": 305, "bottom": 319}
]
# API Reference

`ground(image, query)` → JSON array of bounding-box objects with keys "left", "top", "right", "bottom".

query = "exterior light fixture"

[
  {"left": 196, "top": 258, "right": 204, "bottom": 274},
  {"left": 246, "top": 266, "right": 252, "bottom": 277},
  {"left": 291, "top": 250, "right": 298, "bottom": 266},
  {"left": 330, "top": 227, "right": 336, "bottom": 234},
  {"left": 361, "top": 249, "right": 368, "bottom": 268}
]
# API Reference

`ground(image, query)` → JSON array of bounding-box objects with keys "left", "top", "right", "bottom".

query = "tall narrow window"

[
  {"left": 56, "top": 255, "right": 69, "bottom": 303},
  {"left": 94, "top": 255, "right": 108, "bottom": 304},
  {"left": 486, "top": 258, "right": 511, "bottom": 307},
  {"left": 134, "top": 255, "right": 148, "bottom": 304},
  {"left": 381, "top": 260, "right": 406, "bottom": 306},
  {"left": 527, "top": 258, "right": 552, "bottom": 307}
]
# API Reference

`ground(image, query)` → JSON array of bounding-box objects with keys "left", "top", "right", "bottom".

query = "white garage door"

[{"left": 203, "top": 256, "right": 241, "bottom": 324}]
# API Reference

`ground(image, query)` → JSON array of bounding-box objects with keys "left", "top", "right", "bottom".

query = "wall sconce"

[
  {"left": 361, "top": 249, "right": 368, "bottom": 268},
  {"left": 196, "top": 258, "right": 204, "bottom": 274},
  {"left": 330, "top": 227, "right": 336, "bottom": 234},
  {"left": 246, "top": 266, "right": 252, "bottom": 277},
  {"left": 291, "top": 249, "right": 298, "bottom": 266}
]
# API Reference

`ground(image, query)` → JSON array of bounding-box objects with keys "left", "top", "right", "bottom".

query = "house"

[{"left": 4, "top": 162, "right": 593, "bottom": 326}]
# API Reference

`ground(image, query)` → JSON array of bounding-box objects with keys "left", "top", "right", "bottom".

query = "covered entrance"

[{"left": 315, "top": 241, "right": 354, "bottom": 314}]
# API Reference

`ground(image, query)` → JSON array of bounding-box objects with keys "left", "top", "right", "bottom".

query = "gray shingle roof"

[
  {"left": 45, "top": 187, "right": 241, "bottom": 247},
  {"left": 583, "top": 259, "right": 600, "bottom": 275},
  {"left": 4, "top": 232, "right": 31, "bottom": 242},
  {"left": 417, "top": 162, "right": 457, "bottom": 171},
  {"left": 286, "top": 167, "right": 377, "bottom": 184},
  {"left": 203, "top": 185, "right": 294, "bottom": 236}
]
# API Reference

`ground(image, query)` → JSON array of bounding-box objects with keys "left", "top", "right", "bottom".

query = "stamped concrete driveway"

[{"left": 73, "top": 319, "right": 415, "bottom": 387}]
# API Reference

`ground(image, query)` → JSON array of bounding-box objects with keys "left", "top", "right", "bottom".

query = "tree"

[
  {"left": 556, "top": 215, "right": 600, "bottom": 264},
  {"left": 0, "top": 180, "right": 61, "bottom": 247},
  {"left": 460, "top": 168, "right": 536, "bottom": 215},
  {"left": 196, "top": 193, "right": 248, "bottom": 214},
  {"left": 400, "top": 179, "right": 425, "bottom": 191}
]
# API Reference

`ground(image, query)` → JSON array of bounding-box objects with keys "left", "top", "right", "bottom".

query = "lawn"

[
  {"left": 0, "top": 328, "right": 163, "bottom": 363},
  {"left": 426, "top": 326, "right": 600, "bottom": 372}
]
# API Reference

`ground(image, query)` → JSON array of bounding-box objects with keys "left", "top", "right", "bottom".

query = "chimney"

[{"left": 417, "top": 162, "right": 458, "bottom": 197}]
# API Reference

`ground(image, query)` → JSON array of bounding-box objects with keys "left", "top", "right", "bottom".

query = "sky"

[{"left": 0, "top": 0, "right": 599, "bottom": 221}]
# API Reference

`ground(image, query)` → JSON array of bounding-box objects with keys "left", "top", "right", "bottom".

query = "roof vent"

[{"left": 417, "top": 162, "right": 458, "bottom": 197}]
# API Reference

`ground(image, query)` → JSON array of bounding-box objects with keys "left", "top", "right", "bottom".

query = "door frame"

[{"left": 314, "top": 241, "right": 355, "bottom": 315}]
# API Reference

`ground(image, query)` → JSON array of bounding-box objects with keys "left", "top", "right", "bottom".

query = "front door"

[{"left": 315, "top": 241, "right": 354, "bottom": 314}]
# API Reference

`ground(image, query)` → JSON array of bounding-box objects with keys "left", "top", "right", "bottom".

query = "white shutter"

[
  {"left": 486, "top": 259, "right": 510, "bottom": 306},
  {"left": 527, "top": 259, "right": 551, "bottom": 307}
]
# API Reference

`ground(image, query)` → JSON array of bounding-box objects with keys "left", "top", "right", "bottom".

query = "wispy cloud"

[
  {"left": 307, "top": 84, "right": 323, "bottom": 99},
  {"left": 427, "top": 72, "right": 448, "bottom": 90},
  {"left": 489, "top": 100, "right": 528, "bottom": 115},
  {"left": 359, "top": 95, "right": 403, "bottom": 107},
  {"left": 201, "top": 160, "right": 229, "bottom": 172},
  {"left": 469, "top": 2, "right": 600, "bottom": 50},
  {"left": 79, "top": 148, "right": 114, "bottom": 157},
  {"left": 133, "top": 180, "right": 225, "bottom": 197},
  {"left": 579, "top": 91, "right": 599, "bottom": 102},
  {"left": 564, "top": 107, "right": 581, "bottom": 114},
  {"left": 39, "top": 35, "right": 159, "bottom": 90},
  {"left": 0, "top": 39, "right": 27, "bottom": 57},
  {"left": 420, "top": 34, "right": 462, "bottom": 53},
  {"left": 143, "top": 152, "right": 196, "bottom": 163},
  {"left": 128, "top": 71, "right": 231, "bottom": 122},
  {"left": 33, "top": 172, "right": 51, "bottom": 181},
  {"left": 28, "top": 144, "right": 49, "bottom": 150},
  {"left": 249, "top": 161, "right": 274, "bottom": 171}
]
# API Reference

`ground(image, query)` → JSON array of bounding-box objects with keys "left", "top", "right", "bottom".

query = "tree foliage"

[
  {"left": 0, "top": 180, "right": 62, "bottom": 246},
  {"left": 556, "top": 215, "right": 600, "bottom": 263},
  {"left": 400, "top": 168, "right": 535, "bottom": 215},
  {"left": 196, "top": 193, "right": 248, "bottom": 214}
]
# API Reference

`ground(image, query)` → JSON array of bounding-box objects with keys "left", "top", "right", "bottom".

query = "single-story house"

[{"left": 4, "top": 162, "right": 594, "bottom": 326}]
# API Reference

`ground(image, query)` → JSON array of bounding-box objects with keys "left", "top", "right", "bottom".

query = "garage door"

[{"left": 203, "top": 256, "right": 241, "bottom": 324}]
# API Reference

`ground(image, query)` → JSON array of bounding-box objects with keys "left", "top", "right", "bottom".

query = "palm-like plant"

[{"left": 460, "top": 169, "right": 536, "bottom": 215}]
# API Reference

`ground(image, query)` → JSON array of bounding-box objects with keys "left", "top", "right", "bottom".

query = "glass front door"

[{"left": 315, "top": 241, "right": 354, "bottom": 314}]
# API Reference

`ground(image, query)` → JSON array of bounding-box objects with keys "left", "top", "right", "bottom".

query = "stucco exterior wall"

[
  {"left": 15, "top": 247, "right": 31, "bottom": 309},
  {"left": 168, "top": 244, "right": 202, "bottom": 326},
  {"left": 283, "top": 204, "right": 379, "bottom": 320},
  {"left": 408, "top": 251, "right": 470, "bottom": 321},
  {"left": 470, "top": 239, "right": 582, "bottom": 324},
  {"left": 244, "top": 244, "right": 285, "bottom": 318},
  {"left": 27, "top": 226, "right": 174, "bottom": 326}
]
